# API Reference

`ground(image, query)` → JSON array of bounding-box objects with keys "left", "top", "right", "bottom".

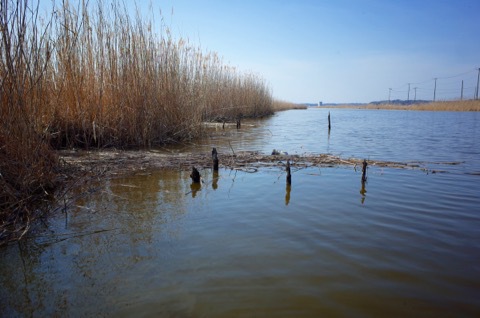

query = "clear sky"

[
  {"left": 144, "top": 0, "right": 479, "bottom": 104},
  {"left": 81, "top": 0, "right": 476, "bottom": 103}
]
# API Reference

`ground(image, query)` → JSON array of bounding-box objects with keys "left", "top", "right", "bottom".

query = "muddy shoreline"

[{"left": 59, "top": 149, "right": 444, "bottom": 178}]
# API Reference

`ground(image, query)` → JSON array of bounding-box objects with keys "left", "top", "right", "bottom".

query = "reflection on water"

[
  {"left": 189, "top": 182, "right": 201, "bottom": 198},
  {"left": 212, "top": 170, "right": 219, "bottom": 190},
  {"left": 1, "top": 109, "right": 480, "bottom": 317},
  {"left": 360, "top": 181, "right": 367, "bottom": 204},
  {"left": 1, "top": 166, "right": 479, "bottom": 317},
  {"left": 285, "top": 184, "right": 291, "bottom": 206},
  {"left": 187, "top": 109, "right": 480, "bottom": 172}
]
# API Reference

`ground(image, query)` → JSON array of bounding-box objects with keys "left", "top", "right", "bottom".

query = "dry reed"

[
  {"left": 273, "top": 100, "right": 307, "bottom": 111},
  {"left": 357, "top": 100, "right": 480, "bottom": 111},
  {"left": 0, "top": 0, "right": 274, "bottom": 244}
]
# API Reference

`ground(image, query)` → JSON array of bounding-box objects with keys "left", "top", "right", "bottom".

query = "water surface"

[{"left": 1, "top": 109, "right": 480, "bottom": 317}]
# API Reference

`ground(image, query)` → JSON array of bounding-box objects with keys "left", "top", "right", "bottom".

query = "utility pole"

[
  {"left": 388, "top": 88, "right": 392, "bottom": 103},
  {"left": 433, "top": 78, "right": 437, "bottom": 101},
  {"left": 414, "top": 87, "right": 417, "bottom": 101},
  {"left": 476, "top": 68, "right": 480, "bottom": 100},
  {"left": 461, "top": 80, "right": 464, "bottom": 100},
  {"left": 407, "top": 83, "right": 410, "bottom": 101}
]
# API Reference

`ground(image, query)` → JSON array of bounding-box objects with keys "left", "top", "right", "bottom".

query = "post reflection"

[
  {"left": 190, "top": 182, "right": 201, "bottom": 198},
  {"left": 360, "top": 181, "right": 367, "bottom": 204},
  {"left": 327, "top": 129, "right": 331, "bottom": 153},
  {"left": 285, "top": 184, "right": 291, "bottom": 206},
  {"left": 212, "top": 170, "right": 219, "bottom": 190}
]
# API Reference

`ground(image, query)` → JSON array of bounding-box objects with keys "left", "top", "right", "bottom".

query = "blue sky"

[
  {"left": 143, "top": 0, "right": 479, "bottom": 103},
  {"left": 60, "top": 0, "right": 476, "bottom": 103}
]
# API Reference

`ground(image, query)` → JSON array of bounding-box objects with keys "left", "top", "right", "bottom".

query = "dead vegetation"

[
  {"left": 58, "top": 149, "right": 448, "bottom": 179},
  {"left": 273, "top": 100, "right": 308, "bottom": 111},
  {"left": 0, "top": 0, "right": 273, "bottom": 245},
  {"left": 346, "top": 100, "right": 480, "bottom": 111}
]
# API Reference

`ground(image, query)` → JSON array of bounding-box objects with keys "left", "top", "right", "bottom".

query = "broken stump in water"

[
  {"left": 212, "top": 147, "right": 219, "bottom": 171},
  {"left": 190, "top": 166, "right": 201, "bottom": 183},
  {"left": 286, "top": 160, "right": 292, "bottom": 185},
  {"left": 328, "top": 112, "right": 331, "bottom": 131},
  {"left": 361, "top": 159, "right": 368, "bottom": 183}
]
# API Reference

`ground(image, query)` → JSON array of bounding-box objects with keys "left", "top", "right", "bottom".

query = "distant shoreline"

[{"left": 314, "top": 100, "right": 480, "bottom": 111}]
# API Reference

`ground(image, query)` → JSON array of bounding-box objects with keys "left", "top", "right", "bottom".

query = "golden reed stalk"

[{"left": 0, "top": 0, "right": 273, "bottom": 244}]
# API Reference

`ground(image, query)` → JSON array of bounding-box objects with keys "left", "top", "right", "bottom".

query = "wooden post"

[
  {"left": 236, "top": 113, "right": 242, "bottom": 129},
  {"left": 286, "top": 160, "right": 292, "bottom": 185},
  {"left": 212, "top": 147, "right": 219, "bottom": 171},
  {"left": 361, "top": 159, "right": 368, "bottom": 183},
  {"left": 328, "top": 112, "right": 331, "bottom": 131},
  {"left": 190, "top": 166, "right": 201, "bottom": 183}
]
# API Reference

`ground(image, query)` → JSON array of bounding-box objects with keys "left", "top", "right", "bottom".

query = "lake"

[{"left": 1, "top": 108, "right": 480, "bottom": 317}]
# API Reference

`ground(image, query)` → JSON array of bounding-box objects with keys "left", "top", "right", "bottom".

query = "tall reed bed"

[
  {"left": 45, "top": 0, "right": 273, "bottom": 148},
  {"left": 0, "top": 0, "right": 273, "bottom": 244},
  {"left": 0, "top": 0, "right": 59, "bottom": 243},
  {"left": 273, "top": 99, "right": 307, "bottom": 111}
]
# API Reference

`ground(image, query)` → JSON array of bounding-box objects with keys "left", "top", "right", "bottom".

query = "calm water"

[{"left": 1, "top": 109, "right": 480, "bottom": 317}]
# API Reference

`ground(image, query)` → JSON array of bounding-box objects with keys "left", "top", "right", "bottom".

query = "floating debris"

[
  {"left": 59, "top": 149, "right": 464, "bottom": 178},
  {"left": 272, "top": 149, "right": 288, "bottom": 155}
]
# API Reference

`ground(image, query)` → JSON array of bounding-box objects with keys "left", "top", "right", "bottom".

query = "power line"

[
  {"left": 387, "top": 67, "right": 479, "bottom": 101},
  {"left": 437, "top": 69, "right": 477, "bottom": 80}
]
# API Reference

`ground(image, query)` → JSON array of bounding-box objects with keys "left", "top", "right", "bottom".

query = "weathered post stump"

[
  {"left": 190, "top": 166, "right": 201, "bottom": 183},
  {"left": 361, "top": 159, "right": 368, "bottom": 183},
  {"left": 286, "top": 160, "right": 292, "bottom": 185},
  {"left": 328, "top": 111, "right": 331, "bottom": 131},
  {"left": 212, "top": 147, "right": 219, "bottom": 171}
]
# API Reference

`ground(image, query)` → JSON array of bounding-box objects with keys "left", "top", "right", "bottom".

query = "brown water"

[{"left": 1, "top": 109, "right": 480, "bottom": 317}]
